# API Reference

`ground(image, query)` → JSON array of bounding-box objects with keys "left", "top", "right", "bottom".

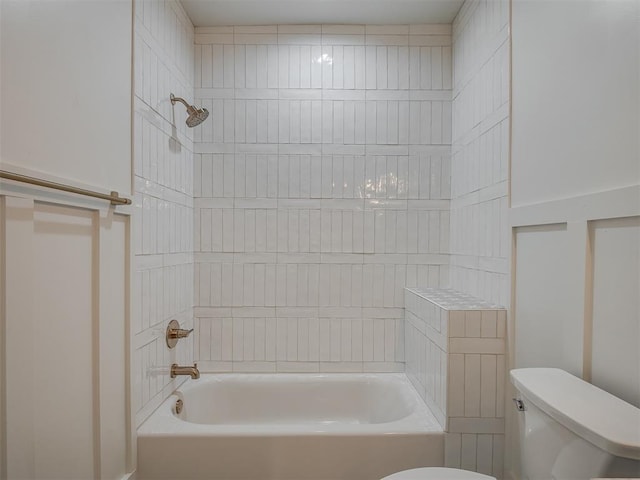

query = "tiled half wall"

[
  {"left": 405, "top": 287, "right": 506, "bottom": 478},
  {"left": 193, "top": 25, "right": 454, "bottom": 373}
]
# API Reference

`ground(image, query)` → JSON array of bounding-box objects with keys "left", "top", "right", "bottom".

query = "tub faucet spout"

[{"left": 171, "top": 363, "right": 200, "bottom": 379}]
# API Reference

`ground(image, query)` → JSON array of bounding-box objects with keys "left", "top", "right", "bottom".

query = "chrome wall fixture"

[{"left": 170, "top": 93, "right": 209, "bottom": 128}]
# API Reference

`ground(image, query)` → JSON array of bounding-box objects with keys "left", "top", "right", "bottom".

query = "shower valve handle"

[
  {"left": 169, "top": 328, "right": 193, "bottom": 339},
  {"left": 166, "top": 319, "right": 193, "bottom": 348}
]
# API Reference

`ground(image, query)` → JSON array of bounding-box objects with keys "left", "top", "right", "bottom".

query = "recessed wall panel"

[
  {"left": 0, "top": 199, "right": 6, "bottom": 480},
  {"left": 32, "top": 203, "right": 95, "bottom": 479},
  {"left": 591, "top": 217, "right": 640, "bottom": 407},
  {"left": 99, "top": 214, "right": 129, "bottom": 479},
  {"left": 514, "top": 224, "right": 583, "bottom": 376}
]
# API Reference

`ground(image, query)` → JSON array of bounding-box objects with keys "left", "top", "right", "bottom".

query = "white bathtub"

[{"left": 137, "top": 373, "right": 444, "bottom": 480}]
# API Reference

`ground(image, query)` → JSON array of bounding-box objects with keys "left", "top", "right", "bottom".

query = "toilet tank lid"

[{"left": 510, "top": 368, "right": 640, "bottom": 460}]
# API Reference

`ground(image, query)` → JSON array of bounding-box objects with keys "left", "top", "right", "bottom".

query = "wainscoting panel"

[
  {"left": 1, "top": 195, "right": 130, "bottom": 479},
  {"left": 591, "top": 216, "right": 640, "bottom": 407}
]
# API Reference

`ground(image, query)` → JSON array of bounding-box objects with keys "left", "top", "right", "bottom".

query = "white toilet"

[
  {"left": 381, "top": 467, "right": 494, "bottom": 479},
  {"left": 383, "top": 368, "right": 640, "bottom": 480},
  {"left": 510, "top": 368, "right": 640, "bottom": 479}
]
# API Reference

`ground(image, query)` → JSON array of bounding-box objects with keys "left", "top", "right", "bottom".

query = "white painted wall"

[
  {"left": 510, "top": 0, "right": 640, "bottom": 478},
  {"left": 0, "top": 0, "right": 132, "bottom": 194},
  {"left": 0, "top": 1, "right": 133, "bottom": 478},
  {"left": 511, "top": 0, "right": 640, "bottom": 392},
  {"left": 511, "top": 0, "right": 640, "bottom": 207}
]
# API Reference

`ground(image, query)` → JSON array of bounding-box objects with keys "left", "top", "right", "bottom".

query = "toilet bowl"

[{"left": 381, "top": 467, "right": 496, "bottom": 480}]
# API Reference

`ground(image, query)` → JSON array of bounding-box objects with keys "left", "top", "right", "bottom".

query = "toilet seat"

[{"left": 381, "top": 467, "right": 496, "bottom": 480}]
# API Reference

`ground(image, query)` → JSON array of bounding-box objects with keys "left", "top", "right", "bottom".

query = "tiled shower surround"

[
  {"left": 186, "top": 4, "right": 510, "bottom": 472},
  {"left": 131, "top": 0, "right": 510, "bottom": 474},
  {"left": 193, "top": 25, "right": 454, "bottom": 372}
]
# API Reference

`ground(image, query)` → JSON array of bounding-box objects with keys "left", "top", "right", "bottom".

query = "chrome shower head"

[{"left": 170, "top": 93, "right": 209, "bottom": 128}]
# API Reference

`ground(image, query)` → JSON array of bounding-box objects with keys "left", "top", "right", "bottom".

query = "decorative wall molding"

[{"left": 510, "top": 183, "right": 639, "bottom": 227}]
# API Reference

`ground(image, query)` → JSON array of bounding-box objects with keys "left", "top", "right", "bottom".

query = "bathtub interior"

[{"left": 175, "top": 373, "right": 420, "bottom": 425}]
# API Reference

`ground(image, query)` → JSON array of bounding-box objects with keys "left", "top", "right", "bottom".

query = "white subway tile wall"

[
  {"left": 445, "top": 433, "right": 505, "bottom": 476},
  {"left": 446, "top": 0, "right": 510, "bottom": 475},
  {"left": 405, "top": 287, "right": 506, "bottom": 478},
  {"left": 450, "top": 0, "right": 510, "bottom": 307},
  {"left": 193, "top": 25, "right": 453, "bottom": 372},
  {"left": 405, "top": 289, "right": 449, "bottom": 427},
  {"left": 133, "top": 0, "right": 195, "bottom": 427}
]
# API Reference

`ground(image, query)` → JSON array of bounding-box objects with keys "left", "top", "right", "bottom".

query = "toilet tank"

[{"left": 510, "top": 368, "right": 640, "bottom": 479}]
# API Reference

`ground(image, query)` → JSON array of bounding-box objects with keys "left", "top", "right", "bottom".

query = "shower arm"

[{"left": 170, "top": 94, "right": 193, "bottom": 111}]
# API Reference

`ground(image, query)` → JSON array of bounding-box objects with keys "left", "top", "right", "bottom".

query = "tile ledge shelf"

[{"left": 405, "top": 286, "right": 505, "bottom": 311}]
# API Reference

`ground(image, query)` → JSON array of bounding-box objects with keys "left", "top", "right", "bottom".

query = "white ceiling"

[{"left": 180, "top": 0, "right": 465, "bottom": 27}]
